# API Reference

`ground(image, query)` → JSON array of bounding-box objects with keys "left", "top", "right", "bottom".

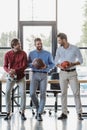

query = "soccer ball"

[{"left": 7, "top": 74, "right": 17, "bottom": 82}]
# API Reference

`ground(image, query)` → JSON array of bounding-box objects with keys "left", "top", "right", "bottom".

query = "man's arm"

[{"left": 43, "top": 53, "right": 55, "bottom": 72}]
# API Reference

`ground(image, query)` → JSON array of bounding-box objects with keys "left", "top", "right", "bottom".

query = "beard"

[
  {"left": 60, "top": 42, "right": 64, "bottom": 47},
  {"left": 37, "top": 46, "right": 43, "bottom": 51}
]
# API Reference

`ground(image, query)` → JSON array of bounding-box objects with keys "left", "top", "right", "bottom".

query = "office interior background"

[
  {"left": 0, "top": 0, "right": 87, "bottom": 105},
  {"left": 0, "top": 0, "right": 87, "bottom": 130}
]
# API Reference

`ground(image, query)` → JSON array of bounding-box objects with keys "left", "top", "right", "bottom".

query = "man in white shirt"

[{"left": 55, "top": 33, "right": 83, "bottom": 120}]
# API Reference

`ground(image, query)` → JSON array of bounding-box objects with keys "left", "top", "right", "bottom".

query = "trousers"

[
  {"left": 5, "top": 77, "right": 26, "bottom": 113},
  {"left": 59, "top": 70, "right": 82, "bottom": 115},
  {"left": 30, "top": 72, "right": 47, "bottom": 114}
]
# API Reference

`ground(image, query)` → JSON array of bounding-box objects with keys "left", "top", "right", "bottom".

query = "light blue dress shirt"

[
  {"left": 28, "top": 49, "right": 55, "bottom": 73},
  {"left": 55, "top": 44, "right": 83, "bottom": 69}
]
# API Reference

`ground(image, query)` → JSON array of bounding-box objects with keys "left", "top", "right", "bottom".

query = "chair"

[{"left": 46, "top": 72, "right": 61, "bottom": 115}]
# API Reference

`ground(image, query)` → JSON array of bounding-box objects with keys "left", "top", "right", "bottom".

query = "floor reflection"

[
  {"left": 19, "top": 120, "right": 25, "bottom": 130},
  {"left": 61, "top": 120, "right": 67, "bottom": 130},
  {"left": 34, "top": 122, "right": 43, "bottom": 130},
  {"left": 6, "top": 120, "right": 11, "bottom": 130},
  {"left": 0, "top": 108, "right": 87, "bottom": 130},
  {"left": 76, "top": 120, "right": 82, "bottom": 130}
]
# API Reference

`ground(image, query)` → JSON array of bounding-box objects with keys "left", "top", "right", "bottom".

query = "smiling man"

[
  {"left": 28, "top": 38, "right": 55, "bottom": 121},
  {"left": 3, "top": 38, "right": 27, "bottom": 120},
  {"left": 55, "top": 33, "right": 83, "bottom": 120}
]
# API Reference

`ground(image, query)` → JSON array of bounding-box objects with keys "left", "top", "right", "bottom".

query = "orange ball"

[{"left": 61, "top": 61, "right": 70, "bottom": 68}]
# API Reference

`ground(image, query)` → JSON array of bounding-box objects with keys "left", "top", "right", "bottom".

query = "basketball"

[
  {"left": 32, "top": 58, "right": 46, "bottom": 69},
  {"left": 61, "top": 61, "right": 70, "bottom": 68}
]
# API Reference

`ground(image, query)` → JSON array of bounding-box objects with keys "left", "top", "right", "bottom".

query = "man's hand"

[
  {"left": 9, "top": 69, "right": 16, "bottom": 77},
  {"left": 56, "top": 62, "right": 73, "bottom": 70}
]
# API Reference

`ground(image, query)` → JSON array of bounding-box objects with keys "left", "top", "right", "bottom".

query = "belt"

[
  {"left": 61, "top": 68, "right": 76, "bottom": 72},
  {"left": 33, "top": 71, "right": 47, "bottom": 73}
]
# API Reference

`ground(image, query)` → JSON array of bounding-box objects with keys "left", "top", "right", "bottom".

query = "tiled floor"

[{"left": 0, "top": 107, "right": 87, "bottom": 130}]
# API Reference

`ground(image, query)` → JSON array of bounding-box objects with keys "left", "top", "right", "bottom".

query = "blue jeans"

[
  {"left": 5, "top": 77, "right": 26, "bottom": 113},
  {"left": 30, "top": 72, "right": 47, "bottom": 114}
]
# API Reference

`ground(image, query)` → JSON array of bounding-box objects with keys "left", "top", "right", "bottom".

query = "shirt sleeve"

[
  {"left": 76, "top": 47, "right": 83, "bottom": 64},
  {"left": 43, "top": 53, "right": 55, "bottom": 72}
]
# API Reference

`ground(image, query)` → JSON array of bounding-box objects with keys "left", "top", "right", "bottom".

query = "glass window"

[
  {"left": 23, "top": 26, "right": 52, "bottom": 54},
  {"left": 0, "top": 0, "right": 17, "bottom": 47},
  {"left": 58, "top": 0, "right": 85, "bottom": 47},
  {"left": 20, "top": 0, "right": 56, "bottom": 21},
  {"left": 0, "top": 0, "right": 18, "bottom": 78},
  {"left": 58, "top": 0, "right": 87, "bottom": 106},
  {"left": 0, "top": 49, "right": 10, "bottom": 77}
]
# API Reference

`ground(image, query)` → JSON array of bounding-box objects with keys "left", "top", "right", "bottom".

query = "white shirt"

[{"left": 55, "top": 44, "right": 83, "bottom": 69}]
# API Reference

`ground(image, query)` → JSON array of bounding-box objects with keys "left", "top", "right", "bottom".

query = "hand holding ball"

[
  {"left": 32, "top": 58, "right": 46, "bottom": 69},
  {"left": 61, "top": 61, "right": 70, "bottom": 69}
]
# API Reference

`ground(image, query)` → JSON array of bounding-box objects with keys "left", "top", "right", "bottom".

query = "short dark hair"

[
  {"left": 57, "top": 33, "right": 67, "bottom": 41},
  {"left": 34, "top": 38, "right": 42, "bottom": 44},
  {"left": 11, "top": 38, "right": 19, "bottom": 48}
]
